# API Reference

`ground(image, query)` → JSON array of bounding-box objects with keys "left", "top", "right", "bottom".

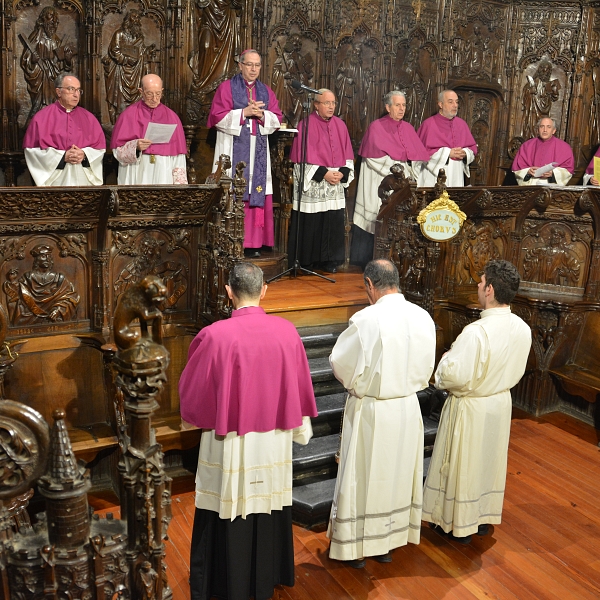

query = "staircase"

[{"left": 292, "top": 323, "right": 446, "bottom": 528}]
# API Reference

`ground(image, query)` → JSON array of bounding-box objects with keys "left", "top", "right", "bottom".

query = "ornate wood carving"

[{"left": 376, "top": 177, "right": 600, "bottom": 419}]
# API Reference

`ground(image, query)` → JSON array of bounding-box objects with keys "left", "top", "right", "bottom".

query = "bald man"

[{"left": 111, "top": 74, "right": 188, "bottom": 185}]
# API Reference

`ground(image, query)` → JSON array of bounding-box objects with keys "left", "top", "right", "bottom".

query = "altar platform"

[{"left": 260, "top": 266, "right": 368, "bottom": 327}]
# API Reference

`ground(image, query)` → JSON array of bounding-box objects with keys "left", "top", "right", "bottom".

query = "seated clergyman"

[{"left": 512, "top": 117, "right": 574, "bottom": 186}]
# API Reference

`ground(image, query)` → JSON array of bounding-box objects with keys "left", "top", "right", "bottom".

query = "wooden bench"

[{"left": 550, "top": 311, "right": 600, "bottom": 404}]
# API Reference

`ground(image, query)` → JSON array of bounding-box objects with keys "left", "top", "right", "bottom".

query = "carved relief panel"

[
  {"left": 110, "top": 229, "right": 191, "bottom": 318},
  {"left": 101, "top": 8, "right": 160, "bottom": 125},
  {"left": 334, "top": 35, "right": 382, "bottom": 147},
  {"left": 268, "top": 13, "right": 321, "bottom": 128},
  {"left": 14, "top": 3, "right": 82, "bottom": 129},
  {"left": 185, "top": 0, "right": 244, "bottom": 126},
  {"left": 519, "top": 221, "right": 590, "bottom": 293},
  {"left": 0, "top": 235, "right": 88, "bottom": 335},
  {"left": 455, "top": 90, "right": 501, "bottom": 186}
]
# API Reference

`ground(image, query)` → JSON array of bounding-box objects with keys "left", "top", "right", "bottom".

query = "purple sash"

[{"left": 231, "top": 74, "right": 269, "bottom": 207}]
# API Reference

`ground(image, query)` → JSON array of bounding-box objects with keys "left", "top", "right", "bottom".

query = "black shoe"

[
  {"left": 244, "top": 248, "right": 261, "bottom": 258},
  {"left": 372, "top": 552, "right": 392, "bottom": 563},
  {"left": 477, "top": 524, "right": 490, "bottom": 536},
  {"left": 321, "top": 262, "right": 338, "bottom": 274},
  {"left": 345, "top": 558, "right": 366, "bottom": 569},
  {"left": 448, "top": 532, "right": 472, "bottom": 545},
  {"left": 428, "top": 522, "right": 446, "bottom": 535}
]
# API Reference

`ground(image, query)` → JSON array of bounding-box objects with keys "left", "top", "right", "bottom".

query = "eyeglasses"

[
  {"left": 317, "top": 101, "right": 337, "bottom": 107},
  {"left": 241, "top": 62, "right": 261, "bottom": 68},
  {"left": 59, "top": 86, "right": 83, "bottom": 95},
  {"left": 142, "top": 91, "right": 163, "bottom": 99}
]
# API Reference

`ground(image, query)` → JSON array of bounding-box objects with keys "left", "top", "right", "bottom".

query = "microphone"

[{"left": 291, "top": 80, "right": 321, "bottom": 95}]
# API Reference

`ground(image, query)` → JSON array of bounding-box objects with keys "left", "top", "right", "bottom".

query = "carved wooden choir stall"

[
  {"left": 375, "top": 171, "right": 600, "bottom": 427},
  {"left": 0, "top": 274, "right": 173, "bottom": 600}
]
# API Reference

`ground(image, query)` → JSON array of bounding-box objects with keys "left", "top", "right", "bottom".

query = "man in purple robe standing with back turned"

[
  {"left": 208, "top": 49, "right": 283, "bottom": 258},
  {"left": 512, "top": 116, "right": 574, "bottom": 186},
  {"left": 180, "top": 262, "right": 317, "bottom": 599}
]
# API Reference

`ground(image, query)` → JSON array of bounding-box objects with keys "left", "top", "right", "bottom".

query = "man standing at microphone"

[{"left": 208, "top": 49, "right": 282, "bottom": 258}]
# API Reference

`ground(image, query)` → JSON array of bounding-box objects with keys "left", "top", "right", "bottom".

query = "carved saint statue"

[
  {"left": 102, "top": 10, "right": 155, "bottom": 124},
  {"left": 589, "top": 62, "right": 600, "bottom": 148},
  {"left": 136, "top": 561, "right": 158, "bottom": 600},
  {"left": 9, "top": 245, "right": 80, "bottom": 326},
  {"left": 522, "top": 58, "right": 561, "bottom": 140},
  {"left": 336, "top": 43, "right": 370, "bottom": 143},
  {"left": 20, "top": 7, "right": 75, "bottom": 124},
  {"left": 188, "top": 0, "right": 241, "bottom": 102},
  {"left": 271, "top": 35, "right": 314, "bottom": 127},
  {"left": 523, "top": 225, "right": 581, "bottom": 287},
  {"left": 395, "top": 47, "right": 427, "bottom": 127}
]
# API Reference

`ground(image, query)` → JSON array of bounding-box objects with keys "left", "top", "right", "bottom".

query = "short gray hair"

[
  {"left": 55, "top": 73, "right": 74, "bottom": 88},
  {"left": 364, "top": 259, "right": 400, "bottom": 291},
  {"left": 228, "top": 262, "right": 264, "bottom": 299},
  {"left": 536, "top": 116, "right": 557, "bottom": 130},
  {"left": 384, "top": 90, "right": 406, "bottom": 106},
  {"left": 239, "top": 49, "right": 261, "bottom": 63},
  {"left": 438, "top": 89, "right": 455, "bottom": 102}
]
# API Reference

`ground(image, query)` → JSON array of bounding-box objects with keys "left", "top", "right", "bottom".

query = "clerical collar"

[
  {"left": 314, "top": 112, "right": 332, "bottom": 123},
  {"left": 56, "top": 101, "right": 76, "bottom": 113},
  {"left": 438, "top": 112, "right": 455, "bottom": 120}
]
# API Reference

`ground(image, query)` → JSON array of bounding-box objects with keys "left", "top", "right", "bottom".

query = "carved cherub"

[
  {"left": 113, "top": 275, "right": 167, "bottom": 350},
  {"left": 433, "top": 168, "right": 447, "bottom": 197}
]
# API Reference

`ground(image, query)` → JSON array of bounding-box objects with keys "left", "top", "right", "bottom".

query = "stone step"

[
  {"left": 312, "top": 393, "right": 346, "bottom": 437},
  {"left": 292, "top": 477, "right": 336, "bottom": 528},
  {"left": 308, "top": 356, "right": 335, "bottom": 382},
  {"left": 291, "top": 456, "right": 435, "bottom": 528},
  {"left": 292, "top": 433, "right": 339, "bottom": 484},
  {"left": 298, "top": 324, "right": 346, "bottom": 358}
]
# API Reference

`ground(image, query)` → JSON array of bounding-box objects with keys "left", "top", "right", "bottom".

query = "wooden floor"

[
  {"left": 260, "top": 267, "right": 368, "bottom": 326},
  {"left": 91, "top": 409, "right": 600, "bottom": 599}
]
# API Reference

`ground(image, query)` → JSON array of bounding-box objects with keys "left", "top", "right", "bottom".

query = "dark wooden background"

[{"left": 1, "top": 0, "right": 599, "bottom": 186}]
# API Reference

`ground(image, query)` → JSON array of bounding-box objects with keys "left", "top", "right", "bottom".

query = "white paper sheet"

[
  {"left": 533, "top": 162, "right": 557, "bottom": 177},
  {"left": 144, "top": 123, "right": 177, "bottom": 144}
]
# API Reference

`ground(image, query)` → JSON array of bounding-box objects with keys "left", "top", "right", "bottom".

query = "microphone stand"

[{"left": 267, "top": 94, "right": 335, "bottom": 284}]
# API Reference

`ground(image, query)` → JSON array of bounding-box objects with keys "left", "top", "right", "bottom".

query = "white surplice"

[
  {"left": 513, "top": 166, "right": 572, "bottom": 186},
  {"left": 211, "top": 109, "right": 280, "bottom": 194},
  {"left": 422, "top": 306, "right": 531, "bottom": 537},
  {"left": 25, "top": 147, "right": 105, "bottom": 186},
  {"left": 292, "top": 161, "right": 354, "bottom": 213},
  {"left": 354, "top": 156, "right": 417, "bottom": 234},
  {"left": 194, "top": 416, "right": 312, "bottom": 520},
  {"left": 416, "top": 147, "right": 475, "bottom": 188},
  {"left": 113, "top": 150, "right": 187, "bottom": 185},
  {"left": 327, "top": 293, "right": 436, "bottom": 560}
]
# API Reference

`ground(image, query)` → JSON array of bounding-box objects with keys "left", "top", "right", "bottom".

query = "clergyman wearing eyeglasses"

[
  {"left": 207, "top": 49, "right": 283, "bottom": 258},
  {"left": 23, "top": 73, "right": 106, "bottom": 186},
  {"left": 287, "top": 89, "right": 354, "bottom": 274},
  {"left": 111, "top": 73, "right": 188, "bottom": 185}
]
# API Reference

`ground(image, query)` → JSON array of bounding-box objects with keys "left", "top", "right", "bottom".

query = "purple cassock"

[
  {"left": 512, "top": 136, "right": 574, "bottom": 172},
  {"left": 23, "top": 101, "right": 105, "bottom": 150},
  {"left": 208, "top": 74, "right": 282, "bottom": 248},
  {"left": 289, "top": 112, "right": 354, "bottom": 166},
  {"left": 359, "top": 115, "right": 430, "bottom": 161},
  {"left": 586, "top": 146, "right": 600, "bottom": 175},
  {"left": 110, "top": 100, "right": 187, "bottom": 156},
  {"left": 418, "top": 113, "right": 477, "bottom": 157},
  {"left": 179, "top": 306, "right": 317, "bottom": 436}
]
